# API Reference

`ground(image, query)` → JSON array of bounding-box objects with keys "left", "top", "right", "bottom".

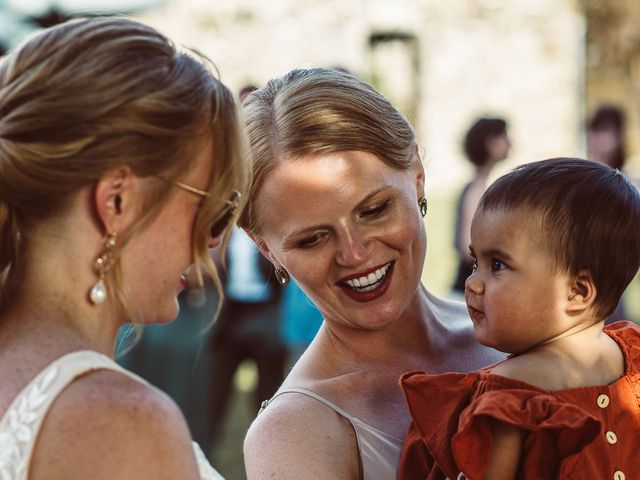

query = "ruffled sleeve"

[
  {"left": 399, "top": 371, "right": 478, "bottom": 479},
  {"left": 399, "top": 372, "right": 602, "bottom": 480},
  {"left": 453, "top": 385, "right": 601, "bottom": 479}
]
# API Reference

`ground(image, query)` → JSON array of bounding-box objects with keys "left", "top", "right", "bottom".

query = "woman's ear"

[
  {"left": 566, "top": 270, "right": 597, "bottom": 315},
  {"left": 411, "top": 151, "right": 426, "bottom": 198},
  {"left": 244, "top": 229, "right": 280, "bottom": 266},
  {"left": 94, "top": 167, "right": 136, "bottom": 234}
]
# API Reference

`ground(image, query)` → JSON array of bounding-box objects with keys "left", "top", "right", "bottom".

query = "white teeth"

[{"left": 345, "top": 263, "right": 391, "bottom": 290}]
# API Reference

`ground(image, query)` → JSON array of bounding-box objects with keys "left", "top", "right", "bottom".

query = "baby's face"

[{"left": 464, "top": 208, "right": 573, "bottom": 353}]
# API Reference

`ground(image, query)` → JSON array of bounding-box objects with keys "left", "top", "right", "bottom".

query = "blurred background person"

[
  {"left": 587, "top": 104, "right": 626, "bottom": 170},
  {"left": 451, "top": 117, "right": 511, "bottom": 296}
]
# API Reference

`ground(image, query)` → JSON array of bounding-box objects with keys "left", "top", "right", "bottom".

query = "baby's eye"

[
  {"left": 491, "top": 260, "right": 507, "bottom": 272},
  {"left": 361, "top": 200, "right": 390, "bottom": 219},
  {"left": 471, "top": 257, "right": 478, "bottom": 272}
]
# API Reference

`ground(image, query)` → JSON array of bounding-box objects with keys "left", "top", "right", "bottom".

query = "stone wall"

[{"left": 136, "top": 0, "right": 585, "bottom": 188}]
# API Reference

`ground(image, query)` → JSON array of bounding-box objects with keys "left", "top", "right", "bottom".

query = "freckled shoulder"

[
  {"left": 244, "top": 391, "right": 360, "bottom": 480},
  {"left": 29, "top": 369, "right": 200, "bottom": 480}
]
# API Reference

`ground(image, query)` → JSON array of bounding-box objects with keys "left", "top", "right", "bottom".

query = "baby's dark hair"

[{"left": 478, "top": 158, "right": 640, "bottom": 318}]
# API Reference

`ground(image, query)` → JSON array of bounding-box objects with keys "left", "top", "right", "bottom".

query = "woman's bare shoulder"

[
  {"left": 244, "top": 390, "right": 359, "bottom": 479},
  {"left": 30, "top": 369, "right": 200, "bottom": 480}
]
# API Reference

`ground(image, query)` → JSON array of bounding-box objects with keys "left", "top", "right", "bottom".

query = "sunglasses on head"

[{"left": 157, "top": 176, "right": 241, "bottom": 238}]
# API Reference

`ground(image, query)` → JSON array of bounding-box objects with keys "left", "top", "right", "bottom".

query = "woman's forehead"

[
  {"left": 254, "top": 151, "right": 411, "bottom": 234},
  {"left": 265, "top": 151, "right": 405, "bottom": 192}
]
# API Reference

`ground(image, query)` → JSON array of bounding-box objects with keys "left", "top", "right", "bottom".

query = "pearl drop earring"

[{"left": 89, "top": 232, "right": 117, "bottom": 305}]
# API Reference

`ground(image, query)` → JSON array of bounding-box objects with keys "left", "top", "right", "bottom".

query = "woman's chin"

[{"left": 151, "top": 300, "right": 181, "bottom": 325}]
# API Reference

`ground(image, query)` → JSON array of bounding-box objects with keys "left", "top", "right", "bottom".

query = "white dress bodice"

[{"left": 0, "top": 350, "right": 223, "bottom": 480}]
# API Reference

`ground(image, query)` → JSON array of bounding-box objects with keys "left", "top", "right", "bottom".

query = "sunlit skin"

[
  {"left": 465, "top": 208, "right": 577, "bottom": 354},
  {"left": 253, "top": 150, "right": 426, "bottom": 336},
  {"left": 121, "top": 140, "right": 219, "bottom": 325}
]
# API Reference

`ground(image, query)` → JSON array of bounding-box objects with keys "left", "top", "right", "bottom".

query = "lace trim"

[
  {"left": 0, "top": 365, "right": 58, "bottom": 479},
  {"left": 0, "top": 357, "right": 223, "bottom": 480}
]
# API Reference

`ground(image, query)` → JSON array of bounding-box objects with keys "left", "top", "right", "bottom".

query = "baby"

[{"left": 399, "top": 158, "right": 640, "bottom": 479}]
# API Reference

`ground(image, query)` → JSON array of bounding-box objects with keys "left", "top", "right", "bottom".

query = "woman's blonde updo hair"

[
  {"left": 238, "top": 68, "right": 416, "bottom": 234},
  {"left": 0, "top": 17, "right": 248, "bottom": 311}
]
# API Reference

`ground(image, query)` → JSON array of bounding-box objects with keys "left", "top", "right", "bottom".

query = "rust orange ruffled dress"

[{"left": 398, "top": 321, "right": 640, "bottom": 480}]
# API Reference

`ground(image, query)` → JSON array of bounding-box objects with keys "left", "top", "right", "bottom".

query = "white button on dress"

[{"left": 597, "top": 393, "right": 610, "bottom": 408}]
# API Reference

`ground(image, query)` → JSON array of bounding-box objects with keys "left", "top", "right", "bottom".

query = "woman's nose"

[{"left": 335, "top": 227, "right": 373, "bottom": 267}]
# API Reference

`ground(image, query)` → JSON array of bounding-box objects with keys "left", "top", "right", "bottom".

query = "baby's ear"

[{"left": 566, "top": 269, "right": 597, "bottom": 314}]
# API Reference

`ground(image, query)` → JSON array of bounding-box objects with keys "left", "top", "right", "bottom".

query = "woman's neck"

[
  {"left": 473, "top": 166, "right": 493, "bottom": 183},
  {"left": 313, "top": 286, "right": 440, "bottom": 371},
  {"left": 0, "top": 290, "right": 119, "bottom": 357},
  {"left": 0, "top": 250, "right": 121, "bottom": 356}
]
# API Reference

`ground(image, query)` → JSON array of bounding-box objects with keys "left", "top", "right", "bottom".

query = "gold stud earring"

[
  {"left": 274, "top": 267, "right": 290, "bottom": 286},
  {"left": 418, "top": 197, "right": 427, "bottom": 217},
  {"left": 89, "top": 232, "right": 117, "bottom": 304}
]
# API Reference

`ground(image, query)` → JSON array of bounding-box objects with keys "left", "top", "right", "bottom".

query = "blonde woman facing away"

[
  {"left": 0, "top": 17, "right": 247, "bottom": 479},
  {"left": 240, "top": 68, "right": 505, "bottom": 479}
]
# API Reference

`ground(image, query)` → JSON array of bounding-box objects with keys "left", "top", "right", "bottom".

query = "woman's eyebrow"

[{"left": 354, "top": 186, "right": 393, "bottom": 208}]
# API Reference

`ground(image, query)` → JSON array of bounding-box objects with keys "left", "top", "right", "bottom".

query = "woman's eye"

[
  {"left": 471, "top": 257, "right": 478, "bottom": 272},
  {"left": 298, "top": 233, "right": 325, "bottom": 249},
  {"left": 491, "top": 260, "right": 507, "bottom": 272},
  {"left": 361, "top": 200, "right": 390, "bottom": 218}
]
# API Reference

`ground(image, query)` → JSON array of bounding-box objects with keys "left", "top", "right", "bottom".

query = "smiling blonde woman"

[{"left": 240, "top": 68, "right": 505, "bottom": 479}]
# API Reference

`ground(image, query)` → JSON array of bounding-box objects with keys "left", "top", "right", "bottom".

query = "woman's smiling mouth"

[{"left": 337, "top": 261, "right": 394, "bottom": 301}]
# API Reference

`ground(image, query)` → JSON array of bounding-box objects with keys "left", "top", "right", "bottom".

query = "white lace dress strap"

[{"left": 0, "top": 350, "right": 224, "bottom": 480}]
